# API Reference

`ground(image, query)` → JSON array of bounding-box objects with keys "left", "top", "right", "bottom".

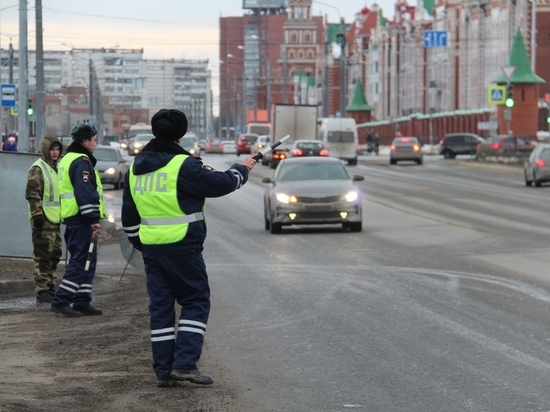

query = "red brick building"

[{"left": 219, "top": 0, "right": 324, "bottom": 135}]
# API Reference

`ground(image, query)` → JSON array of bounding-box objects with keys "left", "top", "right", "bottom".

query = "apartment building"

[{"left": 0, "top": 47, "right": 212, "bottom": 138}]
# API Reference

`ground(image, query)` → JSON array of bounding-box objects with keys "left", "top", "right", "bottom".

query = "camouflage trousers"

[{"left": 31, "top": 221, "right": 63, "bottom": 293}]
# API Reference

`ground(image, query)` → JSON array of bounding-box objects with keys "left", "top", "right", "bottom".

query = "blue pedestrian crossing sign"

[{"left": 488, "top": 85, "right": 506, "bottom": 105}]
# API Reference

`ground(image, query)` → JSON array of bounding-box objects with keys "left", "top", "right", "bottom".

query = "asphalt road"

[{"left": 91, "top": 153, "right": 550, "bottom": 410}]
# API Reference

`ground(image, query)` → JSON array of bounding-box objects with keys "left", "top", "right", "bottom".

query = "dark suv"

[{"left": 438, "top": 133, "right": 486, "bottom": 159}]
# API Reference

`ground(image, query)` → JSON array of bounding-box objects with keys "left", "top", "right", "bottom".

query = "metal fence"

[{"left": 0, "top": 151, "right": 67, "bottom": 258}]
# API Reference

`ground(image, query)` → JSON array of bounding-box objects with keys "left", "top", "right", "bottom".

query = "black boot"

[{"left": 36, "top": 291, "right": 53, "bottom": 303}]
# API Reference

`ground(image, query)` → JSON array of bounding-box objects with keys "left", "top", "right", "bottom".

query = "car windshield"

[
  {"left": 327, "top": 131, "right": 355, "bottom": 143},
  {"left": 94, "top": 148, "right": 118, "bottom": 161},
  {"left": 241, "top": 135, "right": 257, "bottom": 143},
  {"left": 540, "top": 148, "right": 550, "bottom": 161},
  {"left": 277, "top": 162, "right": 349, "bottom": 181},
  {"left": 297, "top": 142, "right": 323, "bottom": 150},
  {"left": 135, "top": 135, "right": 153, "bottom": 142},
  {"left": 393, "top": 137, "right": 418, "bottom": 144},
  {"left": 180, "top": 137, "right": 196, "bottom": 147}
]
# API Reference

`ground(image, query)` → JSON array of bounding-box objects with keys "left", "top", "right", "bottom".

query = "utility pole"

[
  {"left": 322, "top": 16, "right": 329, "bottom": 117},
  {"left": 18, "top": 0, "right": 29, "bottom": 152},
  {"left": 35, "top": 0, "right": 46, "bottom": 150},
  {"left": 337, "top": 17, "right": 347, "bottom": 117},
  {"left": 266, "top": 60, "right": 271, "bottom": 122}
]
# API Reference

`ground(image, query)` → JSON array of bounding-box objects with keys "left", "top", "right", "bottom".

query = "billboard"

[{"left": 243, "top": 0, "right": 287, "bottom": 9}]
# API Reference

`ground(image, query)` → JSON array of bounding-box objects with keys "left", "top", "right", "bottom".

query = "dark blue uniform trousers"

[
  {"left": 143, "top": 250, "right": 210, "bottom": 380},
  {"left": 52, "top": 223, "right": 96, "bottom": 310}
]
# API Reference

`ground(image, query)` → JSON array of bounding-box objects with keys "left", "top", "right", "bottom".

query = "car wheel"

[
  {"left": 264, "top": 207, "right": 270, "bottom": 231},
  {"left": 269, "top": 213, "right": 282, "bottom": 234},
  {"left": 348, "top": 158, "right": 357, "bottom": 166},
  {"left": 442, "top": 149, "right": 452, "bottom": 159},
  {"left": 524, "top": 171, "right": 533, "bottom": 186},
  {"left": 114, "top": 174, "right": 121, "bottom": 190},
  {"left": 390, "top": 158, "right": 396, "bottom": 165},
  {"left": 534, "top": 171, "right": 542, "bottom": 187},
  {"left": 269, "top": 159, "right": 277, "bottom": 169},
  {"left": 417, "top": 158, "right": 423, "bottom": 165},
  {"left": 345, "top": 221, "right": 362, "bottom": 232}
]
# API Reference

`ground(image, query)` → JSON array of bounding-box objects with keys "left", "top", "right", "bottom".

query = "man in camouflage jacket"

[{"left": 25, "top": 136, "right": 63, "bottom": 303}]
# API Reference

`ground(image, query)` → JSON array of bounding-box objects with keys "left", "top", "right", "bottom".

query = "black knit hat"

[
  {"left": 71, "top": 123, "right": 97, "bottom": 141},
  {"left": 151, "top": 109, "right": 188, "bottom": 141}
]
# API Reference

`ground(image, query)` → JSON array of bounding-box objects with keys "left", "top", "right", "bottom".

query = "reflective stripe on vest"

[
  {"left": 129, "top": 155, "right": 205, "bottom": 245},
  {"left": 58, "top": 152, "right": 106, "bottom": 219},
  {"left": 28, "top": 159, "right": 61, "bottom": 223}
]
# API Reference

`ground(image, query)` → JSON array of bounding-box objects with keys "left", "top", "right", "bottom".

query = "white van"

[{"left": 317, "top": 118, "right": 358, "bottom": 165}]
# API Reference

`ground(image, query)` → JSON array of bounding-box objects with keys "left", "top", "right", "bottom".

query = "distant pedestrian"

[
  {"left": 51, "top": 122, "right": 106, "bottom": 318},
  {"left": 25, "top": 136, "right": 63, "bottom": 303},
  {"left": 122, "top": 109, "right": 256, "bottom": 388},
  {"left": 4, "top": 136, "right": 18, "bottom": 152}
]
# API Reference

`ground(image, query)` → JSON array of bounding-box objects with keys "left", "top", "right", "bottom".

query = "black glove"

[{"left": 33, "top": 216, "right": 45, "bottom": 229}]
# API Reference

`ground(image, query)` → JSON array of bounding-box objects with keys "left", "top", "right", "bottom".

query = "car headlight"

[
  {"left": 344, "top": 190, "right": 359, "bottom": 202},
  {"left": 105, "top": 167, "right": 116, "bottom": 175},
  {"left": 121, "top": 143, "right": 128, "bottom": 149},
  {"left": 276, "top": 193, "right": 298, "bottom": 204},
  {"left": 135, "top": 143, "right": 143, "bottom": 148}
]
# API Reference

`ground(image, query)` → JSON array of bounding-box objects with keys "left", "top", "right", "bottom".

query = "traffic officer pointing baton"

[{"left": 252, "top": 134, "right": 291, "bottom": 161}]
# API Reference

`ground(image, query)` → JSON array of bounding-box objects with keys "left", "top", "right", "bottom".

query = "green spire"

[
  {"left": 378, "top": 9, "right": 388, "bottom": 27},
  {"left": 493, "top": 28, "right": 545, "bottom": 84},
  {"left": 423, "top": 0, "right": 436, "bottom": 16},
  {"left": 346, "top": 79, "right": 372, "bottom": 111}
]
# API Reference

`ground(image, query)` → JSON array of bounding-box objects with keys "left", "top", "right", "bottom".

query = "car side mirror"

[
  {"left": 352, "top": 175, "right": 364, "bottom": 182},
  {"left": 261, "top": 177, "right": 272, "bottom": 184}
]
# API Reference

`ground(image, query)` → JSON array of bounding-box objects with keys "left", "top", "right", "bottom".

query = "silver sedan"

[{"left": 262, "top": 157, "right": 364, "bottom": 234}]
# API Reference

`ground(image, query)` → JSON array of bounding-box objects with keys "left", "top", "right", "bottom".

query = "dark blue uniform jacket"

[
  {"left": 121, "top": 138, "right": 250, "bottom": 254},
  {"left": 63, "top": 142, "right": 101, "bottom": 225}
]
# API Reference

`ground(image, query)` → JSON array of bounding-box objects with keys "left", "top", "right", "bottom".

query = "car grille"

[
  {"left": 298, "top": 211, "right": 343, "bottom": 219},
  {"left": 298, "top": 195, "right": 341, "bottom": 203}
]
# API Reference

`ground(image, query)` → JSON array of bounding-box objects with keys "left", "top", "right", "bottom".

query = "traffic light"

[
  {"left": 27, "top": 99, "right": 34, "bottom": 116},
  {"left": 505, "top": 84, "right": 514, "bottom": 108}
]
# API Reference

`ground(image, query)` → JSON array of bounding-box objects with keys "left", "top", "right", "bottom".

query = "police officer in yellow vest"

[
  {"left": 122, "top": 109, "right": 256, "bottom": 388},
  {"left": 25, "top": 136, "right": 63, "bottom": 303},
  {"left": 51, "top": 122, "right": 106, "bottom": 318}
]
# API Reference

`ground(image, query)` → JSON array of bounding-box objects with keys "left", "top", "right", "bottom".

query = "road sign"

[
  {"left": 488, "top": 85, "right": 506, "bottom": 105},
  {"left": 424, "top": 31, "right": 447, "bottom": 47},
  {"left": 10, "top": 103, "right": 19, "bottom": 116},
  {"left": 502, "top": 66, "right": 516, "bottom": 81},
  {"left": 1, "top": 84, "right": 16, "bottom": 107}
]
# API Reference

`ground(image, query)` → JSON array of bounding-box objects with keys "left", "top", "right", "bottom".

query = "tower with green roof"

[{"left": 492, "top": 28, "right": 545, "bottom": 136}]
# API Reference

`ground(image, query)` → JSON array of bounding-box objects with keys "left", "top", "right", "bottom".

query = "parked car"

[
  {"left": 439, "top": 133, "right": 486, "bottom": 159},
  {"left": 262, "top": 157, "right": 364, "bottom": 234},
  {"left": 221, "top": 140, "right": 237, "bottom": 154},
  {"left": 476, "top": 135, "right": 535, "bottom": 159},
  {"left": 128, "top": 133, "right": 155, "bottom": 156},
  {"left": 389, "top": 136, "right": 423, "bottom": 165},
  {"left": 251, "top": 135, "right": 271, "bottom": 164},
  {"left": 288, "top": 140, "right": 329, "bottom": 158},
  {"left": 93, "top": 146, "right": 129, "bottom": 190},
  {"left": 180, "top": 135, "right": 201, "bottom": 156},
  {"left": 524, "top": 143, "right": 550, "bottom": 187},
  {"left": 204, "top": 139, "right": 224, "bottom": 154},
  {"left": 236, "top": 133, "right": 258, "bottom": 156}
]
